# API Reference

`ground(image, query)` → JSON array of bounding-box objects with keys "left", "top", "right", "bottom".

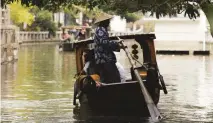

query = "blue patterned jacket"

[{"left": 94, "top": 27, "right": 120, "bottom": 64}]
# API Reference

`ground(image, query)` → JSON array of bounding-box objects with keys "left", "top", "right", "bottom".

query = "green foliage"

[
  {"left": 35, "top": 26, "right": 41, "bottom": 31},
  {"left": 66, "top": 5, "right": 103, "bottom": 19},
  {"left": 4, "top": 0, "right": 212, "bottom": 20},
  {"left": 63, "top": 5, "right": 105, "bottom": 25},
  {"left": 123, "top": 12, "right": 141, "bottom": 22},
  {"left": 2, "top": 0, "right": 213, "bottom": 36},
  {"left": 63, "top": 6, "right": 80, "bottom": 26},
  {"left": 2, "top": 0, "right": 91, "bottom": 12},
  {"left": 58, "top": 22, "right": 62, "bottom": 28},
  {"left": 143, "top": 22, "right": 155, "bottom": 33},
  {"left": 91, "top": 0, "right": 212, "bottom": 19},
  {"left": 36, "top": 10, "right": 52, "bottom": 22},
  {"left": 9, "top": 1, "right": 34, "bottom": 26},
  {"left": 48, "top": 22, "right": 57, "bottom": 36},
  {"left": 27, "top": 7, "right": 57, "bottom": 36},
  {"left": 9, "top": 3, "right": 57, "bottom": 34},
  {"left": 64, "top": 6, "right": 79, "bottom": 18},
  {"left": 201, "top": 4, "right": 213, "bottom": 36}
]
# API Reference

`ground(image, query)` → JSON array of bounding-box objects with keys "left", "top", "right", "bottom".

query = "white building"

[
  {"left": 143, "top": 10, "right": 212, "bottom": 42},
  {"left": 110, "top": 16, "right": 127, "bottom": 32},
  {"left": 53, "top": 12, "right": 65, "bottom": 26},
  {"left": 143, "top": 10, "right": 213, "bottom": 50}
]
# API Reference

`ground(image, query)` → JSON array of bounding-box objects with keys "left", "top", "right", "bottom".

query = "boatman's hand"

[
  {"left": 95, "top": 81, "right": 102, "bottom": 87},
  {"left": 118, "top": 41, "right": 127, "bottom": 49},
  {"left": 117, "top": 37, "right": 127, "bottom": 49}
]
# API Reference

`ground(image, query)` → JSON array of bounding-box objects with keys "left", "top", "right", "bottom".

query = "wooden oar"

[{"left": 117, "top": 37, "right": 162, "bottom": 122}]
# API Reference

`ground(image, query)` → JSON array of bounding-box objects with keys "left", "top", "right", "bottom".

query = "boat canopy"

[
  {"left": 74, "top": 34, "right": 156, "bottom": 45},
  {"left": 74, "top": 34, "right": 157, "bottom": 73},
  {"left": 61, "top": 25, "right": 92, "bottom": 30}
]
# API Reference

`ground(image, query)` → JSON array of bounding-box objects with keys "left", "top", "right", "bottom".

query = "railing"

[
  {"left": 18, "top": 31, "right": 62, "bottom": 42},
  {"left": 18, "top": 30, "right": 145, "bottom": 43}
]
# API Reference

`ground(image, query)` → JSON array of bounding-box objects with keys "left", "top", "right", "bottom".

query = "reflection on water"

[
  {"left": 1, "top": 44, "right": 77, "bottom": 122},
  {"left": 1, "top": 44, "right": 213, "bottom": 122},
  {"left": 157, "top": 55, "right": 213, "bottom": 123}
]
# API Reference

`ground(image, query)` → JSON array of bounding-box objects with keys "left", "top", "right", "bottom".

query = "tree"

[
  {"left": 100, "top": 0, "right": 213, "bottom": 36},
  {"left": 201, "top": 3, "right": 213, "bottom": 37},
  {"left": 123, "top": 12, "right": 142, "bottom": 22},
  {"left": 63, "top": 5, "right": 113, "bottom": 25},
  {"left": 28, "top": 7, "right": 57, "bottom": 36},
  {"left": 65, "top": 5, "right": 105, "bottom": 23},
  {"left": 2, "top": 0, "right": 213, "bottom": 36},
  {"left": 9, "top": 1, "right": 34, "bottom": 28}
]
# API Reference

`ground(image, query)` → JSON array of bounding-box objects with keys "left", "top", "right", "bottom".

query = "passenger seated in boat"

[
  {"left": 75, "top": 28, "right": 86, "bottom": 41},
  {"left": 82, "top": 49, "right": 102, "bottom": 87},
  {"left": 61, "top": 30, "right": 71, "bottom": 42},
  {"left": 82, "top": 49, "right": 98, "bottom": 75},
  {"left": 116, "top": 62, "right": 127, "bottom": 82},
  {"left": 83, "top": 49, "right": 126, "bottom": 83}
]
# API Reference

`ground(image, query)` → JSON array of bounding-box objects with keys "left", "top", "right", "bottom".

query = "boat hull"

[
  {"left": 78, "top": 81, "right": 160, "bottom": 115},
  {"left": 59, "top": 42, "right": 74, "bottom": 51}
]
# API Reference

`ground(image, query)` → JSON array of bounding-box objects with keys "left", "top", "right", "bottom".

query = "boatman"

[
  {"left": 93, "top": 13, "right": 121, "bottom": 83},
  {"left": 75, "top": 28, "right": 86, "bottom": 41}
]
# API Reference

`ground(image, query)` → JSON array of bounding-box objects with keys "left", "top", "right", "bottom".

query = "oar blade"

[{"left": 147, "top": 104, "right": 163, "bottom": 122}]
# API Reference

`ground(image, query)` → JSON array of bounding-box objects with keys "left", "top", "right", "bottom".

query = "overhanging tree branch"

[{"left": 2, "top": 0, "right": 213, "bottom": 36}]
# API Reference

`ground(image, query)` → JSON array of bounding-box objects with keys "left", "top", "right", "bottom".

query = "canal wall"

[
  {"left": 1, "top": 30, "right": 62, "bottom": 64},
  {"left": 1, "top": 29, "right": 62, "bottom": 64},
  {"left": 0, "top": 6, "right": 62, "bottom": 65},
  {"left": 154, "top": 41, "right": 213, "bottom": 55}
]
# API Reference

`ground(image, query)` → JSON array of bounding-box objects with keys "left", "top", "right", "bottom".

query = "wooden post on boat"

[{"left": 117, "top": 37, "right": 162, "bottom": 122}]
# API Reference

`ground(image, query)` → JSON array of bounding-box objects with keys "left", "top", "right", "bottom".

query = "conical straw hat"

[{"left": 94, "top": 13, "right": 113, "bottom": 24}]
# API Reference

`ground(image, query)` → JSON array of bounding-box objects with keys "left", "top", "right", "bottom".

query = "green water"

[
  {"left": 1, "top": 44, "right": 77, "bottom": 122},
  {"left": 1, "top": 43, "right": 213, "bottom": 123}
]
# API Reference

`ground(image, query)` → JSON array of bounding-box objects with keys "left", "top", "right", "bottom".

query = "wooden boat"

[
  {"left": 73, "top": 34, "right": 167, "bottom": 116},
  {"left": 59, "top": 25, "right": 92, "bottom": 52},
  {"left": 59, "top": 42, "right": 74, "bottom": 52}
]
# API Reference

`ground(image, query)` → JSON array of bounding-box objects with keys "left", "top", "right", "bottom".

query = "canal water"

[{"left": 1, "top": 44, "right": 213, "bottom": 123}]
